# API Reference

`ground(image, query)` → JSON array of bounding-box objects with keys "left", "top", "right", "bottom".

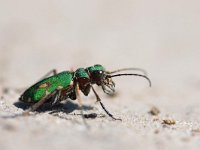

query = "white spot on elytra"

[
  {"left": 39, "top": 83, "right": 48, "bottom": 88},
  {"left": 57, "top": 86, "right": 63, "bottom": 90},
  {"left": 70, "top": 81, "right": 73, "bottom": 86}
]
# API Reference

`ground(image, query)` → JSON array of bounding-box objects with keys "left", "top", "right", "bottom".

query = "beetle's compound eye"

[
  {"left": 90, "top": 70, "right": 105, "bottom": 85},
  {"left": 85, "top": 64, "right": 106, "bottom": 85},
  {"left": 91, "top": 70, "right": 103, "bottom": 77}
]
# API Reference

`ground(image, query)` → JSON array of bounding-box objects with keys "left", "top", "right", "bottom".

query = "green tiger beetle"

[{"left": 19, "top": 64, "right": 151, "bottom": 120}]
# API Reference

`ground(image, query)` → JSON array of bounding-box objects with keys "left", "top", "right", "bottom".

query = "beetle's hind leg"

[
  {"left": 22, "top": 91, "right": 58, "bottom": 116},
  {"left": 38, "top": 69, "right": 57, "bottom": 81},
  {"left": 3, "top": 70, "right": 58, "bottom": 95},
  {"left": 91, "top": 86, "right": 121, "bottom": 121}
]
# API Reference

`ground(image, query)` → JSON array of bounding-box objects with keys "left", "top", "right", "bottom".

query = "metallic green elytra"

[
  {"left": 20, "top": 71, "right": 73, "bottom": 103},
  {"left": 19, "top": 64, "right": 151, "bottom": 120}
]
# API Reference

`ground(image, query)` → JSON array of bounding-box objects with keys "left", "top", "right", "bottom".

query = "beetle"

[{"left": 19, "top": 64, "right": 151, "bottom": 120}]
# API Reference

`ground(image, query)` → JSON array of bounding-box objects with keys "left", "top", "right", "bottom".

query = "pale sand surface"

[{"left": 1, "top": 1, "right": 200, "bottom": 150}]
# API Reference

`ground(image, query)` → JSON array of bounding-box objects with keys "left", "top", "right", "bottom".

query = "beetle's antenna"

[
  {"left": 107, "top": 73, "right": 151, "bottom": 87},
  {"left": 108, "top": 68, "right": 147, "bottom": 76}
]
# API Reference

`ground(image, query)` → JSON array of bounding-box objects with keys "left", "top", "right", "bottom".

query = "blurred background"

[{"left": 1, "top": 1, "right": 200, "bottom": 150}]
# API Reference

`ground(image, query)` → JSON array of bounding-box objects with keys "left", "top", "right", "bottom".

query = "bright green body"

[
  {"left": 20, "top": 65, "right": 106, "bottom": 103},
  {"left": 19, "top": 64, "right": 151, "bottom": 120},
  {"left": 20, "top": 71, "right": 73, "bottom": 103}
]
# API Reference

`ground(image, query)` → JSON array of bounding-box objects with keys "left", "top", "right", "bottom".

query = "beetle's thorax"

[{"left": 74, "top": 68, "right": 91, "bottom": 96}]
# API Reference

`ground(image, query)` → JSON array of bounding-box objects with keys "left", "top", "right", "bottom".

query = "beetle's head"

[{"left": 86, "top": 64, "right": 115, "bottom": 94}]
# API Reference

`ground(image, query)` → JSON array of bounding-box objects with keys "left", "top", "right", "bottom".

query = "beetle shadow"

[
  {"left": 13, "top": 100, "right": 94, "bottom": 114},
  {"left": 14, "top": 101, "right": 31, "bottom": 110},
  {"left": 48, "top": 100, "right": 94, "bottom": 114}
]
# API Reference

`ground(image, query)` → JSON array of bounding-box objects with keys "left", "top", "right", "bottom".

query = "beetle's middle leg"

[
  {"left": 75, "top": 84, "right": 90, "bottom": 128},
  {"left": 4, "top": 70, "right": 58, "bottom": 94},
  {"left": 75, "top": 84, "right": 85, "bottom": 116}
]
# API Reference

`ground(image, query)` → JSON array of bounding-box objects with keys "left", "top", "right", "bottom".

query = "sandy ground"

[{"left": 1, "top": 1, "right": 200, "bottom": 150}]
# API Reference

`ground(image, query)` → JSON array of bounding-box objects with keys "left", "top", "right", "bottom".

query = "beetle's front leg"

[
  {"left": 38, "top": 69, "right": 57, "bottom": 81},
  {"left": 91, "top": 85, "right": 121, "bottom": 121}
]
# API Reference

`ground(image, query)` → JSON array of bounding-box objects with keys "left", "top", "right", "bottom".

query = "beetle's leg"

[
  {"left": 91, "top": 86, "right": 122, "bottom": 121},
  {"left": 3, "top": 70, "right": 58, "bottom": 94},
  {"left": 75, "top": 84, "right": 84, "bottom": 116},
  {"left": 51, "top": 90, "right": 62, "bottom": 106},
  {"left": 38, "top": 69, "right": 57, "bottom": 81},
  {"left": 22, "top": 90, "right": 57, "bottom": 115},
  {"left": 51, "top": 85, "right": 74, "bottom": 105},
  {"left": 75, "top": 84, "right": 90, "bottom": 128}
]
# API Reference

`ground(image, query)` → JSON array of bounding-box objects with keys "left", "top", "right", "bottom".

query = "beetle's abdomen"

[{"left": 19, "top": 71, "right": 73, "bottom": 103}]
